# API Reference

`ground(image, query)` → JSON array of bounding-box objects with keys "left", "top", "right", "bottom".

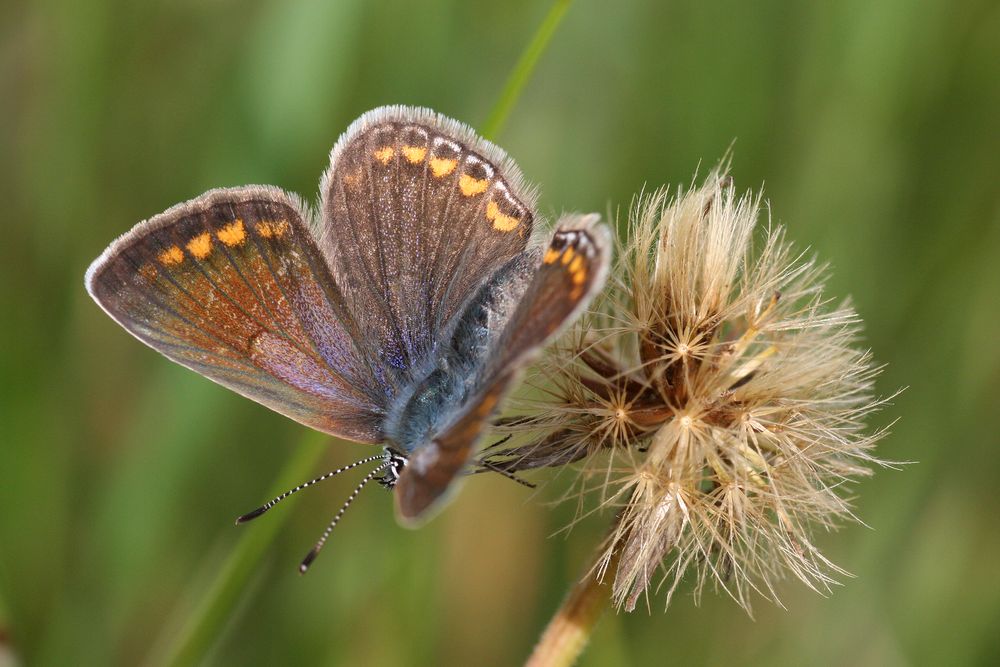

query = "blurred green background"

[{"left": 2, "top": 0, "right": 999, "bottom": 665}]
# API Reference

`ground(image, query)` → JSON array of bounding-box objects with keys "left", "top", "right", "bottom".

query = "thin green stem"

[
  {"left": 481, "top": 0, "right": 575, "bottom": 141},
  {"left": 152, "top": 431, "right": 327, "bottom": 667}
]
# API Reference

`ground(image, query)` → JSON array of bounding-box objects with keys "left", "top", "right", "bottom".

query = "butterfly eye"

[{"left": 378, "top": 451, "right": 409, "bottom": 489}]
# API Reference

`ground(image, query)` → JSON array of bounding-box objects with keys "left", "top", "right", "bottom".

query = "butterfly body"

[
  {"left": 383, "top": 250, "right": 535, "bottom": 454},
  {"left": 86, "top": 106, "right": 609, "bottom": 526}
]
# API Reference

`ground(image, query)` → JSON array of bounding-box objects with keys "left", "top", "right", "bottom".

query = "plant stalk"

[
  {"left": 525, "top": 546, "right": 619, "bottom": 667},
  {"left": 481, "top": 0, "right": 575, "bottom": 140}
]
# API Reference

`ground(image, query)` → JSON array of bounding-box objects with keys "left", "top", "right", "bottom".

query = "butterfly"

[{"left": 85, "top": 106, "right": 609, "bottom": 568}]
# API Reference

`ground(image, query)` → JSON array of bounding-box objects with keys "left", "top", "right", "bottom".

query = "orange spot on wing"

[
  {"left": 430, "top": 157, "right": 457, "bottom": 177},
  {"left": 217, "top": 219, "right": 246, "bottom": 247},
  {"left": 342, "top": 169, "right": 362, "bottom": 187},
  {"left": 374, "top": 146, "right": 395, "bottom": 164},
  {"left": 560, "top": 247, "right": 576, "bottom": 265},
  {"left": 402, "top": 146, "right": 427, "bottom": 164},
  {"left": 543, "top": 248, "right": 560, "bottom": 264},
  {"left": 485, "top": 200, "right": 520, "bottom": 232},
  {"left": 256, "top": 220, "right": 289, "bottom": 239},
  {"left": 186, "top": 232, "right": 212, "bottom": 259},
  {"left": 568, "top": 254, "right": 588, "bottom": 289},
  {"left": 459, "top": 174, "right": 489, "bottom": 197},
  {"left": 158, "top": 245, "right": 184, "bottom": 266},
  {"left": 139, "top": 263, "right": 158, "bottom": 282}
]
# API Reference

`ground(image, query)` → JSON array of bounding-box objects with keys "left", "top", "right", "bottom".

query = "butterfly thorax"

[
  {"left": 383, "top": 330, "right": 489, "bottom": 453},
  {"left": 381, "top": 251, "right": 536, "bottom": 453}
]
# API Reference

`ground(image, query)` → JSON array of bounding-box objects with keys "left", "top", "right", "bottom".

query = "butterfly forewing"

[
  {"left": 320, "top": 107, "right": 537, "bottom": 385},
  {"left": 86, "top": 186, "right": 385, "bottom": 442}
]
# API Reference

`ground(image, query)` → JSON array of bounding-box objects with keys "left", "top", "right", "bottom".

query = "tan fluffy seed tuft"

[{"left": 487, "top": 169, "right": 894, "bottom": 613}]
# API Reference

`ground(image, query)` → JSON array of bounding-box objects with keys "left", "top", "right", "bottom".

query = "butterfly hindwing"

[
  {"left": 86, "top": 186, "right": 385, "bottom": 442},
  {"left": 319, "top": 107, "right": 538, "bottom": 390},
  {"left": 394, "top": 214, "right": 611, "bottom": 523}
]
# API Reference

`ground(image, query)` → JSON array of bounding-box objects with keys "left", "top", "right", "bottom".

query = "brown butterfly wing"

[
  {"left": 85, "top": 186, "right": 385, "bottom": 442},
  {"left": 319, "top": 107, "right": 538, "bottom": 393},
  {"left": 393, "top": 214, "right": 611, "bottom": 524}
]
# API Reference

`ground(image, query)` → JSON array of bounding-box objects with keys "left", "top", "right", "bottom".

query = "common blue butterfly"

[{"left": 86, "top": 107, "right": 610, "bottom": 568}]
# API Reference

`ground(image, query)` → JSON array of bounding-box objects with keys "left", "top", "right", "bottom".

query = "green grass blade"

[
  {"left": 481, "top": 0, "right": 575, "bottom": 141},
  {"left": 153, "top": 431, "right": 327, "bottom": 667}
]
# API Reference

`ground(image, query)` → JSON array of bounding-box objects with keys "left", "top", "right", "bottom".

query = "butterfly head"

[{"left": 377, "top": 448, "right": 408, "bottom": 490}]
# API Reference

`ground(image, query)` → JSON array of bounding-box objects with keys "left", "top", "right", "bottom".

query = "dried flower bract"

[{"left": 488, "top": 170, "right": 892, "bottom": 613}]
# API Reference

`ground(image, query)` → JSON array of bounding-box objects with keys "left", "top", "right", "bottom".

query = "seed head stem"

[{"left": 525, "top": 532, "right": 622, "bottom": 667}]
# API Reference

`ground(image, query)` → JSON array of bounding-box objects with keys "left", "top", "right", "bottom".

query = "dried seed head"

[{"left": 489, "top": 169, "right": 893, "bottom": 613}]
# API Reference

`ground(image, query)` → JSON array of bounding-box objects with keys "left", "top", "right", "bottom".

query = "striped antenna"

[
  {"left": 298, "top": 461, "right": 392, "bottom": 574},
  {"left": 235, "top": 454, "right": 386, "bottom": 525}
]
